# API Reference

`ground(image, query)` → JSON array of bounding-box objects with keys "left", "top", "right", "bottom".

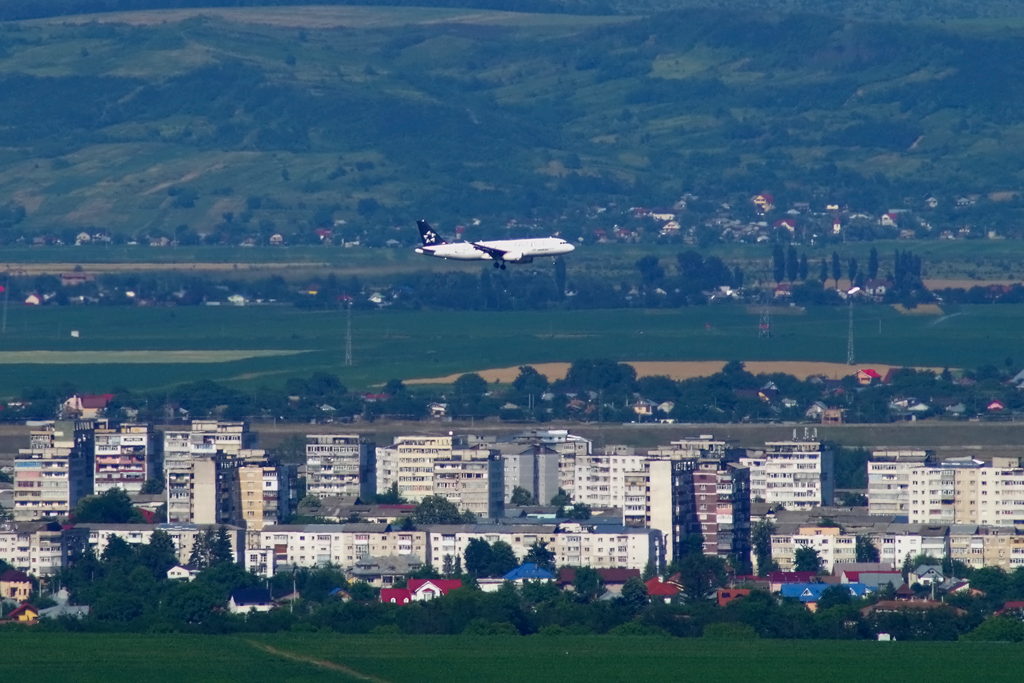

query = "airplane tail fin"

[{"left": 417, "top": 220, "right": 447, "bottom": 246}]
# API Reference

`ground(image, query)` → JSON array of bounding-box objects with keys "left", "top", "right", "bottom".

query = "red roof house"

[
  {"left": 408, "top": 579, "right": 462, "bottom": 601},
  {"left": 380, "top": 588, "right": 412, "bottom": 605},
  {"left": 717, "top": 588, "right": 752, "bottom": 607},
  {"left": 645, "top": 576, "right": 680, "bottom": 603}
]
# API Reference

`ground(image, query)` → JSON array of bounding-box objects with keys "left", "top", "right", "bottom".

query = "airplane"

[{"left": 414, "top": 220, "right": 575, "bottom": 269}]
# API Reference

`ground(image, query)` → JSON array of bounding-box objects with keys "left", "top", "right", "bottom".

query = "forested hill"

[
  {"left": 1, "top": 6, "right": 1023, "bottom": 236},
  {"left": 6, "top": 0, "right": 1024, "bottom": 22}
]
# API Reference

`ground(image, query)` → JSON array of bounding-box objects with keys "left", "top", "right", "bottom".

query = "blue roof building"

[
  {"left": 780, "top": 583, "right": 870, "bottom": 605},
  {"left": 502, "top": 563, "right": 556, "bottom": 582}
]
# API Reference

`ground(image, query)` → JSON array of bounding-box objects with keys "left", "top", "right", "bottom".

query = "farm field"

[
  {"left": 6, "top": 633, "right": 1024, "bottom": 683},
  {"left": 0, "top": 303, "right": 1023, "bottom": 396}
]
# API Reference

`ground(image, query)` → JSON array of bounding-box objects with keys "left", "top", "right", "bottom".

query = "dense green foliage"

[{"left": 1, "top": 8, "right": 1024, "bottom": 236}]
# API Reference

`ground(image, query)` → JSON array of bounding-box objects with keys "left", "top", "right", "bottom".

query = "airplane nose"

[{"left": 565, "top": 243, "right": 575, "bottom": 252}]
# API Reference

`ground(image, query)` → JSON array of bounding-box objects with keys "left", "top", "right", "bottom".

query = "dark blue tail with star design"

[{"left": 417, "top": 220, "right": 447, "bottom": 246}]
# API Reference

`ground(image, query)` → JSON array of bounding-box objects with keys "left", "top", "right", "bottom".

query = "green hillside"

[{"left": 1, "top": 5, "right": 1023, "bottom": 237}]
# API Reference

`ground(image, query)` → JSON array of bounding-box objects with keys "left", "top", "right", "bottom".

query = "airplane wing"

[{"left": 469, "top": 242, "right": 508, "bottom": 259}]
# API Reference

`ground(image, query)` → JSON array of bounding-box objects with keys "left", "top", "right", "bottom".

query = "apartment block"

[
  {"left": 740, "top": 439, "right": 834, "bottom": 510},
  {"left": 869, "top": 525, "right": 949, "bottom": 568},
  {"left": 432, "top": 448, "right": 504, "bottom": 518},
  {"left": 571, "top": 448, "right": 649, "bottom": 508},
  {"left": 165, "top": 421, "right": 257, "bottom": 524},
  {"left": 258, "top": 523, "right": 427, "bottom": 568},
  {"left": 14, "top": 420, "right": 96, "bottom": 521},
  {"left": 867, "top": 450, "right": 933, "bottom": 517},
  {"left": 0, "top": 521, "right": 65, "bottom": 577},
  {"left": 647, "top": 435, "right": 733, "bottom": 460},
  {"left": 623, "top": 459, "right": 675, "bottom": 559},
  {"left": 553, "top": 522, "right": 662, "bottom": 571},
  {"left": 376, "top": 435, "right": 456, "bottom": 501},
  {"left": 676, "top": 460, "right": 751, "bottom": 561},
  {"left": 305, "top": 434, "right": 376, "bottom": 500},
  {"left": 907, "top": 457, "right": 1024, "bottom": 527},
  {"left": 93, "top": 423, "right": 158, "bottom": 495},
  {"left": 770, "top": 525, "right": 856, "bottom": 573},
  {"left": 422, "top": 524, "right": 558, "bottom": 572},
  {"left": 236, "top": 461, "right": 298, "bottom": 537},
  {"left": 502, "top": 445, "right": 560, "bottom": 505},
  {"left": 65, "top": 522, "right": 244, "bottom": 565}
]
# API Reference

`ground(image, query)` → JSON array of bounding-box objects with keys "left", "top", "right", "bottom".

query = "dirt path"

[{"left": 248, "top": 641, "right": 393, "bottom": 683}]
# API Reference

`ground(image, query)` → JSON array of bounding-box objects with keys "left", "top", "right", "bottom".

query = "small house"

[{"left": 228, "top": 588, "right": 274, "bottom": 614}]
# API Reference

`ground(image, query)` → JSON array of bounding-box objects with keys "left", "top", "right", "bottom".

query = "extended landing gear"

[{"left": 493, "top": 261, "right": 506, "bottom": 269}]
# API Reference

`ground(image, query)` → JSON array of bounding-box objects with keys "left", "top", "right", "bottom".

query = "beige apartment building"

[
  {"left": 258, "top": 523, "right": 428, "bottom": 568},
  {"left": 0, "top": 520, "right": 65, "bottom": 577},
  {"left": 305, "top": 434, "right": 375, "bottom": 500},
  {"left": 93, "top": 423, "right": 158, "bottom": 496},
  {"left": 432, "top": 448, "right": 504, "bottom": 518},
  {"left": 867, "top": 450, "right": 933, "bottom": 517},
  {"left": 14, "top": 420, "right": 96, "bottom": 522},
  {"left": 909, "top": 457, "right": 1024, "bottom": 526}
]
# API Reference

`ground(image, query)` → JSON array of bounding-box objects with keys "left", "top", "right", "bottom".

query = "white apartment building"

[
  {"left": 502, "top": 446, "right": 561, "bottom": 505},
  {"left": 258, "top": 523, "right": 427, "bottom": 568},
  {"left": 868, "top": 526, "right": 949, "bottom": 569},
  {"left": 571, "top": 449, "right": 649, "bottom": 508},
  {"left": 623, "top": 459, "right": 675, "bottom": 560},
  {"left": 14, "top": 420, "right": 96, "bottom": 522},
  {"left": 376, "top": 435, "right": 456, "bottom": 501},
  {"left": 432, "top": 449, "right": 504, "bottom": 518},
  {"left": 868, "top": 450, "right": 932, "bottom": 517},
  {"left": 740, "top": 440, "right": 834, "bottom": 510},
  {"left": 770, "top": 526, "right": 856, "bottom": 573},
  {"left": 94, "top": 423, "right": 157, "bottom": 495},
  {"left": 908, "top": 457, "right": 1024, "bottom": 527},
  {"left": 64, "top": 522, "right": 245, "bottom": 565},
  {"left": 422, "top": 524, "right": 558, "bottom": 571},
  {"left": 0, "top": 521, "right": 65, "bottom": 577},
  {"left": 305, "top": 434, "right": 375, "bottom": 500},
  {"left": 554, "top": 522, "right": 662, "bottom": 571}
]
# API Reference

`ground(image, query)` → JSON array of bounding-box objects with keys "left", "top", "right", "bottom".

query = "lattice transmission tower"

[{"left": 846, "top": 300, "right": 855, "bottom": 365}]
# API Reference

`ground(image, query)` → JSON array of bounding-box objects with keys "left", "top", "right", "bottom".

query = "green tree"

[
  {"left": 816, "top": 585, "right": 853, "bottom": 611},
  {"left": 572, "top": 566, "right": 604, "bottom": 603},
  {"left": 798, "top": 253, "right": 809, "bottom": 281},
  {"left": 785, "top": 245, "right": 798, "bottom": 282},
  {"left": 620, "top": 576, "right": 649, "bottom": 609},
  {"left": 831, "top": 251, "right": 842, "bottom": 288},
  {"left": 453, "top": 373, "right": 488, "bottom": 403},
  {"left": 525, "top": 542, "right": 556, "bottom": 572},
  {"left": 140, "top": 478, "right": 164, "bottom": 494},
  {"left": 793, "top": 546, "right": 822, "bottom": 573},
  {"left": 488, "top": 541, "right": 519, "bottom": 577},
  {"left": 510, "top": 486, "right": 536, "bottom": 506},
  {"left": 818, "top": 258, "right": 828, "bottom": 285},
  {"left": 550, "top": 488, "right": 572, "bottom": 507},
  {"left": 563, "top": 502, "right": 592, "bottom": 520},
  {"left": 75, "top": 488, "right": 144, "bottom": 523},
  {"left": 464, "top": 538, "right": 494, "bottom": 577},
  {"left": 868, "top": 247, "right": 879, "bottom": 280},
  {"left": 752, "top": 520, "right": 777, "bottom": 576},
  {"left": 413, "top": 495, "right": 465, "bottom": 525},
  {"left": 375, "top": 482, "right": 407, "bottom": 505},
  {"left": 856, "top": 536, "right": 880, "bottom": 563},
  {"left": 772, "top": 243, "right": 785, "bottom": 283}
]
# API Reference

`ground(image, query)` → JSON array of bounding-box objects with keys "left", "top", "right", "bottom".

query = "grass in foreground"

[{"left": 7, "top": 632, "right": 1024, "bottom": 683}]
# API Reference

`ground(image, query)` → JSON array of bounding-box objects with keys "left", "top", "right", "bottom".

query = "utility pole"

[
  {"left": 344, "top": 299, "right": 353, "bottom": 366},
  {"left": 847, "top": 299, "right": 855, "bottom": 366}
]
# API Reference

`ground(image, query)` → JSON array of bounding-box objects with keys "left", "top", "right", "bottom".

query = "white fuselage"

[{"left": 415, "top": 237, "right": 575, "bottom": 262}]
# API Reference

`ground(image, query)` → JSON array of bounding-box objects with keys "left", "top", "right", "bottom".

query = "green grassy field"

[
  {"left": 5, "top": 632, "right": 1024, "bottom": 683},
  {"left": 0, "top": 302, "right": 1022, "bottom": 396}
]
